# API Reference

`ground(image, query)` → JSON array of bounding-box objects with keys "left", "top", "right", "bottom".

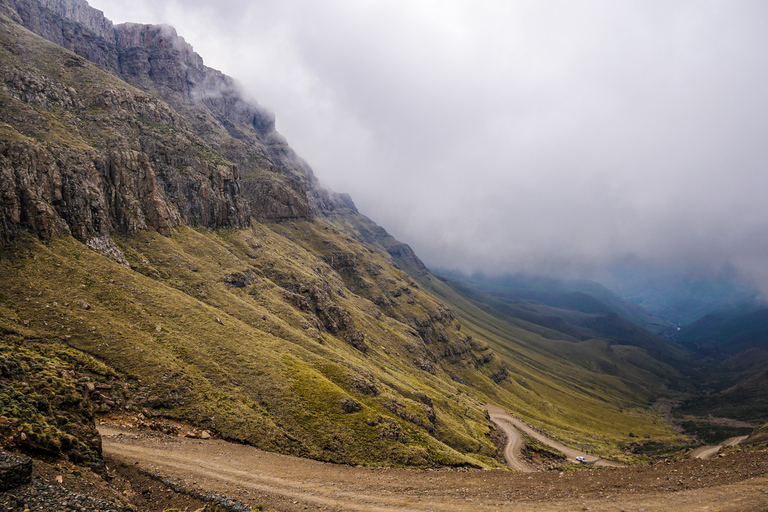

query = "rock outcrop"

[
  {"left": 6, "top": 0, "right": 317, "bottom": 224},
  {"left": 0, "top": 451, "right": 32, "bottom": 492},
  {"left": 0, "top": 2, "right": 253, "bottom": 244}
]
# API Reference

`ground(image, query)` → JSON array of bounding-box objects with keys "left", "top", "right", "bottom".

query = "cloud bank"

[{"left": 89, "top": 0, "right": 768, "bottom": 290}]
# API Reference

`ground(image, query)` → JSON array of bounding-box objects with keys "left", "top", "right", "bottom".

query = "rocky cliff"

[
  {"left": 0, "top": 0, "right": 252, "bottom": 248},
  {"left": 11, "top": 0, "right": 321, "bottom": 214},
  {"left": 4, "top": 0, "right": 427, "bottom": 270}
]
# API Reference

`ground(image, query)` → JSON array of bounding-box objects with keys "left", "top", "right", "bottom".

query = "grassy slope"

[
  {"left": 0, "top": 222, "right": 690, "bottom": 466},
  {"left": 744, "top": 422, "right": 768, "bottom": 449},
  {"left": 313, "top": 211, "right": 689, "bottom": 461},
  {"left": 0, "top": 224, "right": 513, "bottom": 467}
]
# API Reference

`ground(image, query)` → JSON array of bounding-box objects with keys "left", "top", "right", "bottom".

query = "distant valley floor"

[{"left": 99, "top": 424, "right": 768, "bottom": 512}]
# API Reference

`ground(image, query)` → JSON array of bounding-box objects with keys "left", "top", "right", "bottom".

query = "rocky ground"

[{"left": 0, "top": 452, "right": 225, "bottom": 512}]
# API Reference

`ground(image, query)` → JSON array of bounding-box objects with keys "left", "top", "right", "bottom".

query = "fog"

[{"left": 89, "top": 0, "right": 768, "bottom": 292}]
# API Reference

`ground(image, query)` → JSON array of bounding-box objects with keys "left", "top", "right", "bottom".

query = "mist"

[{"left": 89, "top": 0, "right": 768, "bottom": 292}]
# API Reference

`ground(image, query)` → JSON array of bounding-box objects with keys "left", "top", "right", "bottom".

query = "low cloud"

[{"left": 90, "top": 0, "right": 768, "bottom": 291}]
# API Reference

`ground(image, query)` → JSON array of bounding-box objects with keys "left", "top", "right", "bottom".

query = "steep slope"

[
  {"left": 16, "top": 0, "right": 426, "bottom": 270},
  {"left": 0, "top": 4, "right": 504, "bottom": 466},
  {"left": 0, "top": 2, "right": 249, "bottom": 246},
  {"left": 0, "top": 0, "right": 692, "bottom": 469},
  {"left": 1, "top": 225, "right": 510, "bottom": 467}
]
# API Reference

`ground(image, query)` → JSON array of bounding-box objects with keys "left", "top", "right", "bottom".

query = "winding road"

[
  {"left": 486, "top": 405, "right": 625, "bottom": 469},
  {"left": 485, "top": 406, "right": 534, "bottom": 472},
  {"left": 691, "top": 436, "right": 749, "bottom": 460}
]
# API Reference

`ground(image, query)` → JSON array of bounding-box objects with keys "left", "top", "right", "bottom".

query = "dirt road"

[
  {"left": 485, "top": 407, "right": 534, "bottom": 472},
  {"left": 486, "top": 405, "right": 624, "bottom": 468},
  {"left": 100, "top": 424, "right": 768, "bottom": 512},
  {"left": 692, "top": 436, "right": 750, "bottom": 460}
]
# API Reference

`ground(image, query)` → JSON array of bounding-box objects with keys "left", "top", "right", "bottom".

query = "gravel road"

[{"left": 99, "top": 423, "right": 768, "bottom": 512}]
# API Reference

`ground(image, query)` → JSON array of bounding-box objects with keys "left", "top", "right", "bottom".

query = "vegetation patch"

[
  {"left": 680, "top": 420, "right": 753, "bottom": 445},
  {"left": 522, "top": 432, "right": 566, "bottom": 459},
  {"left": 0, "top": 340, "right": 103, "bottom": 468},
  {"left": 742, "top": 422, "right": 768, "bottom": 449}
]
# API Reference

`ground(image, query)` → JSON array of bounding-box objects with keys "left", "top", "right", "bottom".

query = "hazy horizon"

[{"left": 88, "top": 0, "right": 768, "bottom": 293}]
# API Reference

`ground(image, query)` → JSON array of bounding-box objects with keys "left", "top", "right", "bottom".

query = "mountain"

[
  {"left": 677, "top": 347, "right": 768, "bottom": 422},
  {"left": 438, "top": 271, "right": 672, "bottom": 334},
  {"left": 604, "top": 268, "right": 763, "bottom": 326},
  {"left": 0, "top": 0, "right": 699, "bottom": 471},
  {"left": 676, "top": 308, "right": 768, "bottom": 355},
  {"left": 673, "top": 308, "right": 768, "bottom": 422}
]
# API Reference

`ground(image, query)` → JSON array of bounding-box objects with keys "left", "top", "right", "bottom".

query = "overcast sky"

[{"left": 88, "top": 0, "right": 768, "bottom": 291}]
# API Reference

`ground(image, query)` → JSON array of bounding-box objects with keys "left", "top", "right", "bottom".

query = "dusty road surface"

[
  {"left": 486, "top": 405, "right": 625, "bottom": 468},
  {"left": 485, "top": 407, "right": 534, "bottom": 472},
  {"left": 100, "top": 425, "right": 768, "bottom": 512},
  {"left": 692, "top": 436, "right": 750, "bottom": 460}
]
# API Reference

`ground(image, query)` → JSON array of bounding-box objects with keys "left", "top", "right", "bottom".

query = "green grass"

[
  {"left": 743, "top": 422, "right": 768, "bottom": 448},
  {"left": 0, "top": 226, "right": 504, "bottom": 467},
  {"left": 0, "top": 340, "right": 105, "bottom": 467},
  {"left": 0, "top": 214, "right": 694, "bottom": 467},
  {"left": 521, "top": 432, "right": 566, "bottom": 460}
]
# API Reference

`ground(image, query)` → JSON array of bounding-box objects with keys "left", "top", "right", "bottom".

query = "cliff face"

[
  {"left": 0, "top": 0, "right": 259, "bottom": 249},
  {"left": 3, "top": 0, "right": 429, "bottom": 270},
  {"left": 14, "top": 0, "right": 319, "bottom": 221},
  {"left": 0, "top": 0, "right": 314, "bottom": 247}
]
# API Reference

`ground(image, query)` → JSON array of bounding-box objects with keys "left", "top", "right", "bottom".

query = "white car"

[{"left": 576, "top": 456, "right": 587, "bottom": 463}]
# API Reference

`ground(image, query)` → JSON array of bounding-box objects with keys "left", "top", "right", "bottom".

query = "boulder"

[{"left": 0, "top": 451, "right": 33, "bottom": 491}]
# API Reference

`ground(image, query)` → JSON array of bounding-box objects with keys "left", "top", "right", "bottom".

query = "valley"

[{"left": 0, "top": 0, "right": 767, "bottom": 510}]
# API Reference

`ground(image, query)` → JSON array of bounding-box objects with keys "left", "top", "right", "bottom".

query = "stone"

[
  {"left": 339, "top": 398, "right": 362, "bottom": 414},
  {"left": 0, "top": 451, "right": 33, "bottom": 491}
]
